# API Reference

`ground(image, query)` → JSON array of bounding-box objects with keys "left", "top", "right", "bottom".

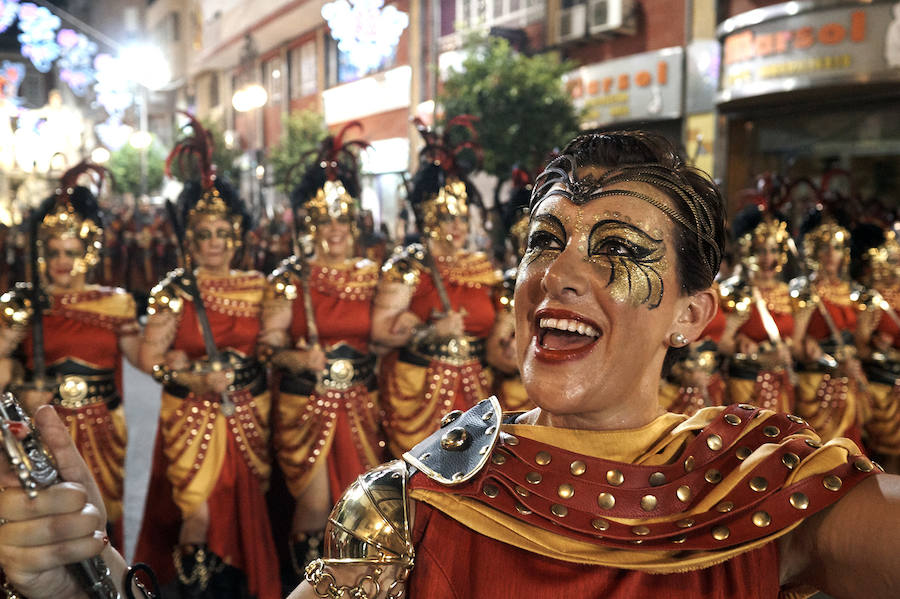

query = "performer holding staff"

[
  {"left": 0, "top": 162, "right": 139, "bottom": 549},
  {"left": 259, "top": 124, "right": 384, "bottom": 574},
  {"left": 718, "top": 205, "right": 795, "bottom": 412},
  {"left": 856, "top": 225, "right": 900, "bottom": 470},
  {"left": 372, "top": 118, "right": 501, "bottom": 457},
  {"left": 791, "top": 213, "right": 868, "bottom": 444},
  {"left": 133, "top": 115, "right": 279, "bottom": 599}
]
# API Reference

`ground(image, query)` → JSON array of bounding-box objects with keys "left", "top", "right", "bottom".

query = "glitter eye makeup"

[
  {"left": 586, "top": 219, "right": 668, "bottom": 309},
  {"left": 521, "top": 213, "right": 566, "bottom": 267}
]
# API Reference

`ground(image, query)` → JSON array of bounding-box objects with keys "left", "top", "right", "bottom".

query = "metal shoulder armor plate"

[
  {"left": 147, "top": 268, "right": 187, "bottom": 316},
  {"left": 718, "top": 275, "right": 752, "bottom": 313},
  {"left": 380, "top": 244, "right": 426, "bottom": 287},
  {"left": 267, "top": 257, "right": 300, "bottom": 301},
  {"left": 325, "top": 459, "right": 415, "bottom": 565},
  {"left": 403, "top": 396, "right": 502, "bottom": 485},
  {"left": 789, "top": 276, "right": 814, "bottom": 308},
  {"left": 0, "top": 283, "right": 34, "bottom": 327},
  {"left": 848, "top": 282, "right": 868, "bottom": 309}
]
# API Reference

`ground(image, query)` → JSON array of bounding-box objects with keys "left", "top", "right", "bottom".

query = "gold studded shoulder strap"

[{"left": 403, "top": 396, "right": 503, "bottom": 485}]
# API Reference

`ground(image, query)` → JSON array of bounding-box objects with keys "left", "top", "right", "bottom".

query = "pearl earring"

[{"left": 669, "top": 332, "right": 688, "bottom": 347}]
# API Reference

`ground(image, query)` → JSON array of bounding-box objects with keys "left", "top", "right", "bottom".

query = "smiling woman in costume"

[
  {"left": 854, "top": 225, "right": 900, "bottom": 472},
  {"left": 718, "top": 204, "right": 796, "bottom": 412},
  {"left": 790, "top": 213, "right": 868, "bottom": 445},
  {"left": 132, "top": 116, "right": 279, "bottom": 599},
  {"left": 259, "top": 124, "right": 384, "bottom": 576},
  {"left": 372, "top": 118, "right": 501, "bottom": 457},
  {"left": 0, "top": 162, "right": 140, "bottom": 550},
  {"left": 1, "top": 132, "right": 898, "bottom": 599}
]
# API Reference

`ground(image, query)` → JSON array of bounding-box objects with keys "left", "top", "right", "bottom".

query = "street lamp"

[
  {"left": 231, "top": 35, "right": 267, "bottom": 112},
  {"left": 120, "top": 42, "right": 170, "bottom": 199}
]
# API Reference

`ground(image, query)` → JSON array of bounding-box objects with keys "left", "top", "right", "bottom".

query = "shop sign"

[
  {"left": 563, "top": 47, "right": 684, "bottom": 128},
  {"left": 718, "top": 1, "right": 900, "bottom": 102}
]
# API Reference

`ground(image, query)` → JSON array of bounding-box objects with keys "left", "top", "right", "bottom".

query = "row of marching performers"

[
  {"left": 660, "top": 204, "right": 900, "bottom": 473},
  {"left": 0, "top": 118, "right": 527, "bottom": 599}
]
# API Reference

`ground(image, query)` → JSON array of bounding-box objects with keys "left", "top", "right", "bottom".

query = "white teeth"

[{"left": 538, "top": 318, "right": 600, "bottom": 338}]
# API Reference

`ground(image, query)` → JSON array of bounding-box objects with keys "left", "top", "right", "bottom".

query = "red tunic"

[
  {"left": 288, "top": 261, "right": 374, "bottom": 352},
  {"left": 274, "top": 259, "right": 383, "bottom": 502},
  {"left": 381, "top": 250, "right": 500, "bottom": 455},
  {"left": 134, "top": 271, "right": 279, "bottom": 599},
  {"left": 407, "top": 254, "right": 497, "bottom": 338},
  {"left": 20, "top": 286, "right": 137, "bottom": 549},
  {"left": 409, "top": 503, "right": 780, "bottom": 598},
  {"left": 726, "top": 285, "right": 796, "bottom": 413}
]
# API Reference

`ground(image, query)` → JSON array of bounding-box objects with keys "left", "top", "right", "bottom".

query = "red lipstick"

[{"left": 532, "top": 308, "right": 601, "bottom": 363}]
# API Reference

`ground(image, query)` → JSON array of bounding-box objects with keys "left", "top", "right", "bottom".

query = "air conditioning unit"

[
  {"left": 588, "top": 0, "right": 634, "bottom": 35},
  {"left": 558, "top": 4, "right": 587, "bottom": 43}
]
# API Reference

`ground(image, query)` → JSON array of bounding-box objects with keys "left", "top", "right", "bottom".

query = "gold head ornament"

[
  {"left": 305, "top": 179, "right": 357, "bottom": 231},
  {"left": 803, "top": 219, "right": 850, "bottom": 275},
  {"left": 739, "top": 216, "right": 789, "bottom": 273},
  {"left": 422, "top": 176, "right": 468, "bottom": 240},
  {"left": 867, "top": 229, "right": 900, "bottom": 285},
  {"left": 184, "top": 183, "right": 243, "bottom": 248},
  {"left": 37, "top": 162, "right": 107, "bottom": 278}
]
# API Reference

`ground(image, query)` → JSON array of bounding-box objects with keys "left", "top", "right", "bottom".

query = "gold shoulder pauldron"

[
  {"left": 147, "top": 269, "right": 188, "bottom": 315},
  {"left": 0, "top": 283, "right": 35, "bottom": 327},
  {"left": 381, "top": 244, "right": 426, "bottom": 287}
]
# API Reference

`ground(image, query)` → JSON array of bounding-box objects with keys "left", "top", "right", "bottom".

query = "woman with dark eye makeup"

[
  {"left": 0, "top": 162, "right": 140, "bottom": 551},
  {"left": 2, "top": 131, "right": 898, "bottom": 599},
  {"left": 717, "top": 205, "right": 796, "bottom": 413},
  {"left": 372, "top": 119, "right": 502, "bottom": 458},
  {"left": 132, "top": 117, "right": 279, "bottom": 599}
]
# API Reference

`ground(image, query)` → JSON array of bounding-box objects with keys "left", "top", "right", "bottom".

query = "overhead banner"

[
  {"left": 718, "top": 1, "right": 900, "bottom": 102},
  {"left": 563, "top": 47, "right": 684, "bottom": 128}
]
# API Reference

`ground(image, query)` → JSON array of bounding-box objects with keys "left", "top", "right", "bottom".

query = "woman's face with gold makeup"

[
  {"left": 191, "top": 217, "right": 236, "bottom": 271},
  {"left": 46, "top": 236, "right": 86, "bottom": 288},
  {"left": 514, "top": 175, "right": 693, "bottom": 422}
]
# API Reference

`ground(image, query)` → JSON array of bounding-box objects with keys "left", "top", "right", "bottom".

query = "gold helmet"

[
  {"left": 409, "top": 116, "right": 482, "bottom": 241},
  {"left": 290, "top": 122, "right": 369, "bottom": 235},
  {"left": 168, "top": 113, "right": 248, "bottom": 249},
  {"left": 803, "top": 217, "right": 851, "bottom": 275},
  {"left": 867, "top": 227, "right": 900, "bottom": 286},
  {"left": 35, "top": 161, "right": 107, "bottom": 278},
  {"left": 733, "top": 206, "right": 790, "bottom": 274}
]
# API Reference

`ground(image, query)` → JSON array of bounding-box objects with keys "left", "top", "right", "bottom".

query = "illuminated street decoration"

[
  {"left": 93, "top": 53, "right": 133, "bottom": 116},
  {"left": 17, "top": 2, "right": 61, "bottom": 73},
  {"left": 321, "top": 0, "right": 408, "bottom": 75},
  {"left": 0, "top": 61, "right": 24, "bottom": 103},
  {"left": 95, "top": 116, "right": 133, "bottom": 151},
  {"left": 57, "top": 29, "right": 97, "bottom": 96},
  {"left": 0, "top": 0, "right": 19, "bottom": 34}
]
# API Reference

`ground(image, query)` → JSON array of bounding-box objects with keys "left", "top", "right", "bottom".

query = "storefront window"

[
  {"left": 724, "top": 101, "right": 900, "bottom": 225},
  {"left": 289, "top": 41, "right": 317, "bottom": 99}
]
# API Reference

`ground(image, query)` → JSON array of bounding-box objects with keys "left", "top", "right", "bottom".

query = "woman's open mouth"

[{"left": 533, "top": 309, "right": 602, "bottom": 362}]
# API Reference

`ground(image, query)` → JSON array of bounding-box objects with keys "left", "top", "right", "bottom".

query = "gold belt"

[{"left": 55, "top": 374, "right": 117, "bottom": 409}]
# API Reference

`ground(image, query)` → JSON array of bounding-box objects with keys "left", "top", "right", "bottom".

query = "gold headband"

[
  {"left": 738, "top": 217, "right": 789, "bottom": 273},
  {"left": 531, "top": 155, "right": 721, "bottom": 281},
  {"left": 803, "top": 220, "right": 849, "bottom": 274},
  {"left": 305, "top": 180, "right": 358, "bottom": 230},
  {"left": 422, "top": 177, "right": 468, "bottom": 239},
  {"left": 186, "top": 186, "right": 243, "bottom": 244},
  {"left": 37, "top": 191, "right": 103, "bottom": 276}
]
